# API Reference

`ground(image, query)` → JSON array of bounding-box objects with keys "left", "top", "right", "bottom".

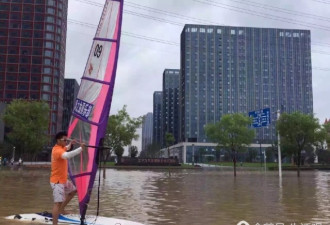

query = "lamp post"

[
  {"left": 277, "top": 110, "right": 282, "bottom": 178},
  {"left": 263, "top": 149, "right": 267, "bottom": 171},
  {"left": 259, "top": 140, "right": 262, "bottom": 166},
  {"left": 192, "top": 144, "right": 195, "bottom": 166}
]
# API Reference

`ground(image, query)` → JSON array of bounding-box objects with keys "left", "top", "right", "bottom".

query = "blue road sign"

[{"left": 249, "top": 108, "right": 271, "bottom": 128}]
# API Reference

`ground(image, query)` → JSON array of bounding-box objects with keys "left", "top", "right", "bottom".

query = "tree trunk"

[
  {"left": 297, "top": 151, "right": 301, "bottom": 177},
  {"left": 232, "top": 149, "right": 237, "bottom": 177}
]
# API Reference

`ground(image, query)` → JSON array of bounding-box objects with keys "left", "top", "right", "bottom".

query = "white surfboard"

[{"left": 5, "top": 212, "right": 145, "bottom": 225}]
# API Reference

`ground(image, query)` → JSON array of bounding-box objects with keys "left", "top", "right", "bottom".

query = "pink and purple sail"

[{"left": 66, "top": 0, "right": 123, "bottom": 221}]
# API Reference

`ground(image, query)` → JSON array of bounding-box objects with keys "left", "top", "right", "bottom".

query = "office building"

[
  {"left": 62, "top": 78, "right": 79, "bottom": 131},
  {"left": 180, "top": 24, "right": 313, "bottom": 144},
  {"left": 0, "top": 0, "right": 68, "bottom": 136},
  {"left": 142, "top": 112, "right": 153, "bottom": 152},
  {"left": 153, "top": 91, "right": 162, "bottom": 147},
  {"left": 162, "top": 69, "right": 180, "bottom": 146}
]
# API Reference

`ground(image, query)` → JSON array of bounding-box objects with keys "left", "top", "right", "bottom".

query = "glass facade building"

[
  {"left": 162, "top": 69, "right": 180, "bottom": 146},
  {"left": 153, "top": 91, "right": 162, "bottom": 147},
  {"left": 62, "top": 78, "right": 79, "bottom": 131},
  {"left": 142, "top": 112, "right": 153, "bottom": 152},
  {"left": 180, "top": 25, "right": 313, "bottom": 144},
  {"left": 0, "top": 0, "right": 68, "bottom": 136}
]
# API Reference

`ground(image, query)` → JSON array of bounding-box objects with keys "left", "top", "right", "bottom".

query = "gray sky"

[{"left": 66, "top": 0, "right": 330, "bottom": 150}]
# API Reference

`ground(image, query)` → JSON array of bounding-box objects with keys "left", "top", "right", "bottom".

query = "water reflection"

[{"left": 0, "top": 167, "right": 329, "bottom": 225}]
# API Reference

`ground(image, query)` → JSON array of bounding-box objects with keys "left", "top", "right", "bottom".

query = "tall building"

[
  {"left": 162, "top": 69, "right": 180, "bottom": 146},
  {"left": 62, "top": 78, "right": 79, "bottom": 131},
  {"left": 142, "top": 112, "right": 153, "bottom": 152},
  {"left": 0, "top": 0, "right": 68, "bottom": 137},
  {"left": 153, "top": 91, "right": 162, "bottom": 147},
  {"left": 181, "top": 25, "right": 313, "bottom": 144}
]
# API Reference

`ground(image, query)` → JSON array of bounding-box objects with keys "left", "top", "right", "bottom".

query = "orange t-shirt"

[{"left": 50, "top": 144, "right": 68, "bottom": 184}]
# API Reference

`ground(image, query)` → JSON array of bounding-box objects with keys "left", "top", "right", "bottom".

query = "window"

[
  {"left": 43, "top": 76, "right": 51, "bottom": 83},
  {"left": 42, "top": 93, "right": 50, "bottom": 101},
  {"left": 46, "top": 16, "right": 54, "bottom": 23},
  {"left": 34, "top": 23, "right": 43, "bottom": 30},
  {"left": 45, "top": 41, "right": 54, "bottom": 48},
  {"left": 30, "top": 93, "right": 39, "bottom": 99},
  {"left": 18, "top": 93, "right": 28, "bottom": 99},
  {"left": 23, "top": 14, "right": 32, "bottom": 21},
  {"left": 45, "top": 33, "right": 54, "bottom": 40},
  {"left": 46, "top": 24, "right": 54, "bottom": 31},
  {"left": 44, "top": 50, "right": 53, "bottom": 57},
  {"left": 47, "top": 0, "right": 55, "bottom": 6},
  {"left": 42, "top": 85, "right": 51, "bottom": 92},
  {"left": 35, "top": 14, "right": 44, "bottom": 21},
  {"left": 19, "top": 74, "right": 29, "bottom": 81},
  {"left": 30, "top": 84, "right": 39, "bottom": 90},
  {"left": 47, "top": 7, "right": 55, "bottom": 14},
  {"left": 43, "top": 67, "right": 52, "bottom": 74},
  {"left": 18, "top": 83, "right": 28, "bottom": 90},
  {"left": 44, "top": 58, "right": 52, "bottom": 65}
]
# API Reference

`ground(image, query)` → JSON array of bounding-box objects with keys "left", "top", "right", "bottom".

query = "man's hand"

[
  {"left": 70, "top": 139, "right": 78, "bottom": 145},
  {"left": 80, "top": 143, "right": 86, "bottom": 151}
]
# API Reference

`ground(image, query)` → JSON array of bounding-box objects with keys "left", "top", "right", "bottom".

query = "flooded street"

[{"left": 0, "top": 167, "right": 329, "bottom": 225}]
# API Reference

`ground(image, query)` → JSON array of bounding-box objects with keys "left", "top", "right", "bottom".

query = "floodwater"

[{"left": 0, "top": 166, "right": 330, "bottom": 225}]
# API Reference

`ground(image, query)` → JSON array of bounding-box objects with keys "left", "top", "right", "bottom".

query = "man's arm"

[
  {"left": 62, "top": 144, "right": 86, "bottom": 159},
  {"left": 65, "top": 139, "right": 77, "bottom": 151}
]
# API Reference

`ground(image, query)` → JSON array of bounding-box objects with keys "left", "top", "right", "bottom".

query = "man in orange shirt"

[{"left": 50, "top": 131, "right": 85, "bottom": 225}]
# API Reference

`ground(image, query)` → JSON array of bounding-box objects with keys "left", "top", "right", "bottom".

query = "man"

[{"left": 50, "top": 131, "right": 85, "bottom": 225}]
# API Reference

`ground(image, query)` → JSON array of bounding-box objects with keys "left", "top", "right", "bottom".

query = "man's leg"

[
  {"left": 52, "top": 202, "right": 62, "bottom": 225},
  {"left": 50, "top": 182, "right": 65, "bottom": 224},
  {"left": 59, "top": 190, "right": 76, "bottom": 214},
  {"left": 59, "top": 180, "right": 77, "bottom": 214}
]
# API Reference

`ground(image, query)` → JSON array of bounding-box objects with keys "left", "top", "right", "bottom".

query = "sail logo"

[
  {"left": 94, "top": 44, "right": 103, "bottom": 58},
  {"left": 73, "top": 99, "right": 94, "bottom": 119}
]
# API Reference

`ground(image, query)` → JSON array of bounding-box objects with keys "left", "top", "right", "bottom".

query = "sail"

[{"left": 66, "top": 0, "right": 124, "bottom": 220}]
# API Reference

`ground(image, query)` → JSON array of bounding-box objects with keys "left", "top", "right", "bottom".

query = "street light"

[
  {"left": 277, "top": 109, "right": 282, "bottom": 178},
  {"left": 192, "top": 144, "right": 195, "bottom": 166}
]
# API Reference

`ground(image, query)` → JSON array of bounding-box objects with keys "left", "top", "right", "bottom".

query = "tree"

[
  {"left": 165, "top": 132, "right": 175, "bottom": 158},
  {"left": 129, "top": 145, "right": 138, "bottom": 158},
  {"left": 141, "top": 142, "right": 161, "bottom": 158},
  {"left": 2, "top": 99, "right": 50, "bottom": 159},
  {"left": 114, "top": 145, "right": 124, "bottom": 162},
  {"left": 277, "top": 112, "right": 325, "bottom": 177},
  {"left": 205, "top": 113, "right": 255, "bottom": 176},
  {"left": 323, "top": 122, "right": 330, "bottom": 149},
  {"left": 103, "top": 105, "right": 142, "bottom": 166}
]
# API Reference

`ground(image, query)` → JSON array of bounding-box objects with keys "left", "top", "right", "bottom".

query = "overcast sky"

[{"left": 66, "top": 0, "right": 330, "bottom": 150}]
